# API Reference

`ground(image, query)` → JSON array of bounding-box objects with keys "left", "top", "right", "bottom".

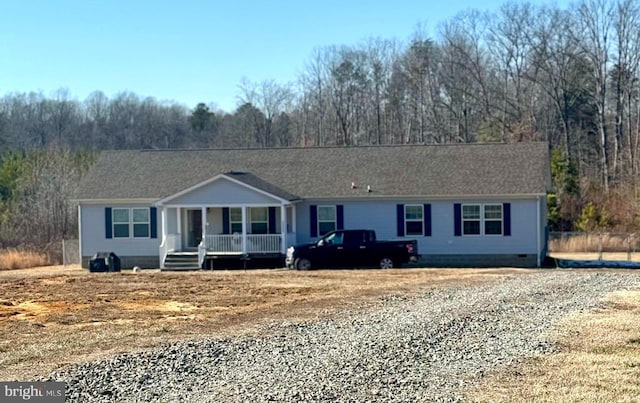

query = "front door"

[{"left": 186, "top": 209, "right": 202, "bottom": 249}]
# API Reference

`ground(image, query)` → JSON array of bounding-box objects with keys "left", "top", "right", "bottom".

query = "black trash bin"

[{"left": 89, "top": 252, "right": 121, "bottom": 272}]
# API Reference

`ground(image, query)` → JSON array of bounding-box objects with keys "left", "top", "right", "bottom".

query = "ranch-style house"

[{"left": 74, "top": 142, "right": 551, "bottom": 269}]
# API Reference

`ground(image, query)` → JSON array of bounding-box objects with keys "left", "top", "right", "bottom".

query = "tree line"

[{"left": 2, "top": 0, "right": 640, "bottom": 256}]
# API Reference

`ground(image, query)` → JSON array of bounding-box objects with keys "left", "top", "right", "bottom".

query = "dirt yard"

[{"left": 0, "top": 265, "right": 526, "bottom": 381}]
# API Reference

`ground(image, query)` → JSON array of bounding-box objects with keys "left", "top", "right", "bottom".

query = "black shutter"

[
  {"left": 424, "top": 204, "right": 431, "bottom": 236},
  {"left": 504, "top": 203, "right": 511, "bottom": 236},
  {"left": 150, "top": 207, "right": 157, "bottom": 239},
  {"left": 337, "top": 205, "right": 344, "bottom": 230},
  {"left": 396, "top": 204, "right": 404, "bottom": 237},
  {"left": 222, "top": 207, "right": 230, "bottom": 234},
  {"left": 310, "top": 205, "right": 318, "bottom": 237},
  {"left": 454, "top": 203, "right": 462, "bottom": 236},
  {"left": 268, "top": 207, "right": 277, "bottom": 234},
  {"left": 105, "top": 207, "right": 112, "bottom": 239}
]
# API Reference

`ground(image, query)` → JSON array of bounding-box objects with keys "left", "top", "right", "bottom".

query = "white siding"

[
  {"left": 539, "top": 195, "right": 549, "bottom": 260},
  {"left": 80, "top": 204, "right": 160, "bottom": 258},
  {"left": 167, "top": 178, "right": 281, "bottom": 205},
  {"left": 167, "top": 207, "right": 178, "bottom": 233},
  {"left": 295, "top": 199, "right": 539, "bottom": 255}
]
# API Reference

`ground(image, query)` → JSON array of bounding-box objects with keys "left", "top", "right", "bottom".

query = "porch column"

[
  {"left": 176, "top": 208, "right": 182, "bottom": 235},
  {"left": 241, "top": 206, "right": 248, "bottom": 253},
  {"left": 280, "top": 204, "right": 287, "bottom": 254},
  {"left": 201, "top": 206, "right": 207, "bottom": 247},
  {"left": 161, "top": 206, "right": 167, "bottom": 246}
]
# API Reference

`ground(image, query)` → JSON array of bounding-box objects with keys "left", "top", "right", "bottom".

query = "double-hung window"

[
  {"left": 404, "top": 205, "right": 424, "bottom": 236},
  {"left": 462, "top": 204, "right": 503, "bottom": 235},
  {"left": 229, "top": 208, "right": 243, "bottom": 234},
  {"left": 462, "top": 205, "right": 481, "bottom": 235},
  {"left": 484, "top": 204, "right": 503, "bottom": 235},
  {"left": 317, "top": 206, "right": 336, "bottom": 236},
  {"left": 250, "top": 207, "right": 268, "bottom": 234},
  {"left": 112, "top": 208, "right": 150, "bottom": 238}
]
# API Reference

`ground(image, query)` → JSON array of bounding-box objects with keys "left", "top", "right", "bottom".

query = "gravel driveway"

[{"left": 45, "top": 271, "right": 639, "bottom": 402}]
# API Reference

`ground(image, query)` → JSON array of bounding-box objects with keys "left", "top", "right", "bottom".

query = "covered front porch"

[
  {"left": 155, "top": 172, "right": 301, "bottom": 269},
  {"left": 159, "top": 204, "right": 297, "bottom": 268}
]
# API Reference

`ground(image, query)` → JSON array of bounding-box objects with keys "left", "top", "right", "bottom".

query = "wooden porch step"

[{"left": 162, "top": 253, "right": 200, "bottom": 271}]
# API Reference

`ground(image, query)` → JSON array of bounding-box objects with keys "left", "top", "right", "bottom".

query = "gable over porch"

[{"left": 155, "top": 172, "right": 298, "bottom": 268}]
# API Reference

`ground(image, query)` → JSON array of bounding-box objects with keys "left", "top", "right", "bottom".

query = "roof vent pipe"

[
  {"left": 351, "top": 182, "right": 357, "bottom": 189},
  {"left": 367, "top": 185, "right": 371, "bottom": 193}
]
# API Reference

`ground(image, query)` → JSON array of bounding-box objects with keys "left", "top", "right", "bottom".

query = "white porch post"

[
  {"left": 196, "top": 207, "right": 207, "bottom": 270},
  {"left": 280, "top": 204, "right": 287, "bottom": 254},
  {"left": 176, "top": 208, "right": 182, "bottom": 250},
  {"left": 241, "top": 206, "right": 248, "bottom": 253},
  {"left": 201, "top": 207, "right": 207, "bottom": 246},
  {"left": 161, "top": 206, "right": 167, "bottom": 245}
]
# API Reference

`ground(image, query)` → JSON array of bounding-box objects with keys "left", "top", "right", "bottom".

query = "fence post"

[
  {"left": 628, "top": 234, "right": 632, "bottom": 261},
  {"left": 62, "top": 239, "right": 66, "bottom": 266}
]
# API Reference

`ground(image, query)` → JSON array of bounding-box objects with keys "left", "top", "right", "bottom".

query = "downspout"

[{"left": 536, "top": 196, "right": 541, "bottom": 267}]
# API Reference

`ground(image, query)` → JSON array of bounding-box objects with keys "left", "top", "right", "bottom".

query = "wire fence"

[
  {"left": 549, "top": 232, "right": 640, "bottom": 261},
  {"left": 62, "top": 239, "right": 80, "bottom": 265}
]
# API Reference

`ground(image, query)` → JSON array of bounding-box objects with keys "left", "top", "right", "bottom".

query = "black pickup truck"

[{"left": 285, "top": 229, "right": 419, "bottom": 270}]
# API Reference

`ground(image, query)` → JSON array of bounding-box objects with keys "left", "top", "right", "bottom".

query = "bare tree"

[
  {"left": 238, "top": 78, "right": 294, "bottom": 147},
  {"left": 84, "top": 91, "right": 110, "bottom": 149},
  {"left": 612, "top": 0, "right": 640, "bottom": 179},
  {"left": 573, "top": 0, "right": 615, "bottom": 189}
]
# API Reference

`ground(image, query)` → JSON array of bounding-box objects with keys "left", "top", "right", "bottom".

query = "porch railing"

[
  {"left": 159, "top": 233, "right": 180, "bottom": 268},
  {"left": 204, "top": 234, "right": 283, "bottom": 253},
  {"left": 166, "top": 234, "right": 179, "bottom": 252},
  {"left": 205, "top": 235, "right": 243, "bottom": 253},
  {"left": 246, "top": 234, "right": 281, "bottom": 253}
]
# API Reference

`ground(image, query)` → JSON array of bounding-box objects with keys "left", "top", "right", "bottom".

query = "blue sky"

[{"left": 1, "top": 0, "right": 570, "bottom": 112}]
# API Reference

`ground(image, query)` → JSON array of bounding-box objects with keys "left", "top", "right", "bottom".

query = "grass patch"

[
  {"left": 467, "top": 289, "right": 640, "bottom": 402},
  {"left": 0, "top": 249, "right": 49, "bottom": 270},
  {"left": 549, "top": 233, "right": 636, "bottom": 253}
]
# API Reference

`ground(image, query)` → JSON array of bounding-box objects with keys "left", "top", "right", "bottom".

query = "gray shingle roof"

[{"left": 74, "top": 142, "right": 551, "bottom": 201}]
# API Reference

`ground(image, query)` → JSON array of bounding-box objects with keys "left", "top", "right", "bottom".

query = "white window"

[
  {"left": 318, "top": 206, "right": 336, "bottom": 236},
  {"left": 112, "top": 208, "right": 130, "bottom": 238},
  {"left": 462, "top": 205, "right": 481, "bottom": 235},
  {"left": 484, "top": 204, "right": 503, "bottom": 235},
  {"left": 462, "top": 204, "right": 503, "bottom": 236},
  {"left": 113, "top": 208, "right": 150, "bottom": 238},
  {"left": 250, "top": 207, "right": 268, "bottom": 234},
  {"left": 404, "top": 205, "right": 424, "bottom": 236},
  {"left": 230, "top": 207, "right": 242, "bottom": 234}
]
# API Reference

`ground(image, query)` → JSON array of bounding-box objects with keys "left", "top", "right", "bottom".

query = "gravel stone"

[{"left": 42, "top": 271, "right": 639, "bottom": 402}]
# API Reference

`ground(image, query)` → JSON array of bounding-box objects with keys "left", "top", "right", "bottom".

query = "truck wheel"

[
  {"left": 294, "top": 258, "right": 312, "bottom": 270},
  {"left": 379, "top": 257, "right": 394, "bottom": 269}
]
